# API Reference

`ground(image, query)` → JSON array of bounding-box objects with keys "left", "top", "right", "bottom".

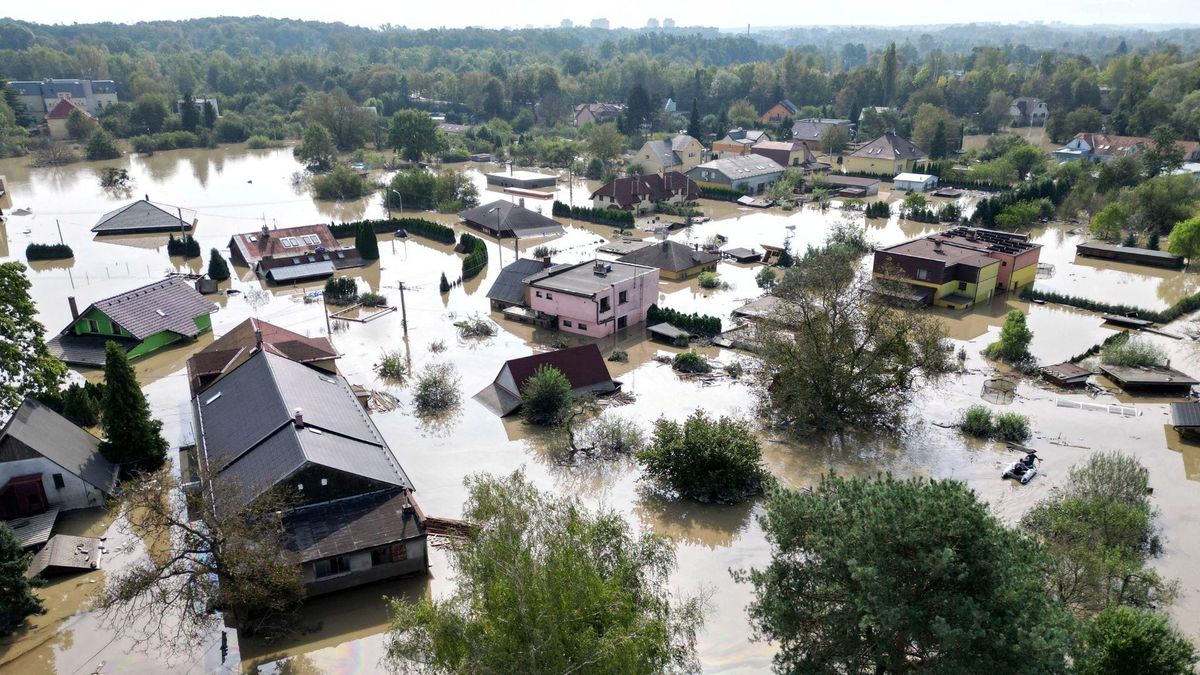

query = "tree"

[
  {"left": 431, "top": 170, "right": 478, "bottom": 211},
  {"left": 130, "top": 93, "right": 169, "bottom": 134},
  {"left": 86, "top": 128, "right": 121, "bottom": 160},
  {"left": 637, "top": 411, "right": 771, "bottom": 503},
  {"left": 738, "top": 473, "right": 1074, "bottom": 673},
  {"left": 1054, "top": 106, "right": 1104, "bottom": 142},
  {"left": 1024, "top": 452, "right": 1174, "bottom": 617},
  {"left": 385, "top": 470, "right": 704, "bottom": 674},
  {"left": 1168, "top": 216, "right": 1200, "bottom": 260},
  {"left": 388, "top": 109, "right": 440, "bottom": 162},
  {"left": 586, "top": 123, "right": 625, "bottom": 166},
  {"left": 61, "top": 382, "right": 101, "bottom": 427},
  {"left": 985, "top": 310, "right": 1034, "bottom": 364},
  {"left": 302, "top": 91, "right": 375, "bottom": 150},
  {"left": 1007, "top": 144, "right": 1047, "bottom": 179},
  {"left": 912, "top": 104, "right": 958, "bottom": 159},
  {"left": 96, "top": 467, "right": 303, "bottom": 650},
  {"left": 99, "top": 342, "right": 167, "bottom": 472},
  {"left": 387, "top": 168, "right": 437, "bottom": 210},
  {"left": 0, "top": 522, "right": 41, "bottom": 635},
  {"left": 754, "top": 247, "right": 950, "bottom": 432},
  {"left": 207, "top": 248, "right": 230, "bottom": 281},
  {"left": 1091, "top": 203, "right": 1129, "bottom": 242},
  {"left": 978, "top": 90, "right": 1012, "bottom": 133},
  {"left": 1129, "top": 175, "right": 1200, "bottom": 234},
  {"left": 819, "top": 125, "right": 849, "bottom": 155},
  {"left": 201, "top": 100, "right": 217, "bottom": 129},
  {"left": 66, "top": 107, "right": 96, "bottom": 139},
  {"left": 624, "top": 83, "right": 652, "bottom": 133},
  {"left": 0, "top": 262, "right": 66, "bottom": 417},
  {"left": 755, "top": 266, "right": 778, "bottom": 290},
  {"left": 180, "top": 92, "right": 199, "bottom": 131},
  {"left": 293, "top": 124, "right": 336, "bottom": 171},
  {"left": 521, "top": 365, "right": 572, "bottom": 426},
  {"left": 687, "top": 97, "right": 701, "bottom": 138},
  {"left": 1142, "top": 124, "right": 1185, "bottom": 177},
  {"left": 880, "top": 42, "right": 898, "bottom": 105},
  {"left": 355, "top": 222, "right": 380, "bottom": 260},
  {"left": 727, "top": 99, "right": 758, "bottom": 129},
  {"left": 1074, "top": 606, "right": 1197, "bottom": 675},
  {"left": 311, "top": 166, "right": 371, "bottom": 199},
  {"left": 481, "top": 77, "right": 505, "bottom": 119},
  {"left": 929, "top": 119, "right": 948, "bottom": 159}
]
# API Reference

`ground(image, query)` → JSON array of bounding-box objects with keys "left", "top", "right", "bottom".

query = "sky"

[{"left": 4, "top": 1, "right": 1200, "bottom": 30}]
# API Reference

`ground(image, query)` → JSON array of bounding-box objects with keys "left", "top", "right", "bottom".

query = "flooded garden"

[{"left": 2, "top": 145, "right": 1199, "bottom": 673}]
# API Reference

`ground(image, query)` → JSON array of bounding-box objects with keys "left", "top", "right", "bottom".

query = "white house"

[
  {"left": 893, "top": 173, "right": 939, "bottom": 192},
  {"left": 0, "top": 398, "right": 118, "bottom": 520}
]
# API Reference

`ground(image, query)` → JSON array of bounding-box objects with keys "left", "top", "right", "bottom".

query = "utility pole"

[
  {"left": 397, "top": 281, "right": 409, "bottom": 336},
  {"left": 323, "top": 293, "right": 331, "bottom": 335},
  {"left": 177, "top": 206, "right": 186, "bottom": 237},
  {"left": 56, "top": 219, "right": 64, "bottom": 245}
]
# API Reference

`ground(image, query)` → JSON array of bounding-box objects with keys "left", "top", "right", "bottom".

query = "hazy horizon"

[{"left": 3, "top": 1, "right": 1200, "bottom": 31}]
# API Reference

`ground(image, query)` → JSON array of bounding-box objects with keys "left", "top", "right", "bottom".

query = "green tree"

[
  {"left": 130, "top": 93, "right": 169, "bottom": 134},
  {"left": 180, "top": 93, "right": 199, "bottom": 131},
  {"left": 0, "top": 523, "right": 41, "bottom": 635},
  {"left": 687, "top": 97, "right": 701, "bottom": 138},
  {"left": 738, "top": 473, "right": 1074, "bottom": 673},
  {"left": 586, "top": 122, "right": 625, "bottom": 166},
  {"left": 0, "top": 262, "right": 66, "bottom": 417},
  {"left": 1142, "top": 124, "right": 1185, "bottom": 177},
  {"left": 623, "top": 83, "right": 652, "bottom": 133},
  {"left": 929, "top": 119, "right": 948, "bottom": 159},
  {"left": 65, "top": 107, "right": 96, "bottom": 139},
  {"left": 1074, "top": 606, "right": 1197, "bottom": 675},
  {"left": 294, "top": 124, "right": 336, "bottom": 171},
  {"left": 385, "top": 470, "right": 704, "bottom": 673},
  {"left": 880, "top": 42, "right": 898, "bottom": 105},
  {"left": 755, "top": 266, "right": 778, "bottom": 290},
  {"left": 302, "top": 91, "right": 376, "bottom": 150},
  {"left": 985, "top": 310, "right": 1034, "bottom": 364},
  {"left": 1090, "top": 203, "right": 1129, "bottom": 242},
  {"left": 638, "top": 411, "right": 771, "bottom": 503},
  {"left": 431, "top": 170, "right": 479, "bottom": 211},
  {"left": 99, "top": 342, "right": 167, "bottom": 472},
  {"left": 388, "top": 109, "right": 440, "bottom": 161},
  {"left": 61, "top": 382, "right": 101, "bottom": 427},
  {"left": 1129, "top": 175, "right": 1200, "bottom": 234},
  {"left": 201, "top": 100, "right": 217, "bottom": 129},
  {"left": 1007, "top": 143, "right": 1047, "bottom": 179},
  {"left": 206, "top": 248, "right": 230, "bottom": 281},
  {"left": 85, "top": 128, "right": 121, "bottom": 160},
  {"left": 1168, "top": 216, "right": 1200, "bottom": 260},
  {"left": 520, "top": 365, "right": 572, "bottom": 426},
  {"left": 311, "top": 166, "right": 371, "bottom": 199},
  {"left": 978, "top": 90, "right": 1012, "bottom": 133},
  {"left": 355, "top": 222, "right": 380, "bottom": 260},
  {"left": 912, "top": 104, "right": 958, "bottom": 158},
  {"left": 386, "top": 168, "right": 437, "bottom": 210},
  {"left": 820, "top": 125, "right": 849, "bottom": 155}
]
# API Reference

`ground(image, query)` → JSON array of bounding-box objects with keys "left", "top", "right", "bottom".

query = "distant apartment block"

[
  {"left": 590, "top": 18, "right": 610, "bottom": 29},
  {"left": 9, "top": 79, "right": 118, "bottom": 119}
]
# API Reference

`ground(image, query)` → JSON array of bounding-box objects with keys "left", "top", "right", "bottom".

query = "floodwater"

[{"left": 2, "top": 145, "right": 1199, "bottom": 673}]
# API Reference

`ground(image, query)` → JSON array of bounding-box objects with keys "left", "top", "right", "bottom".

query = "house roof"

[
  {"left": 617, "top": 240, "right": 720, "bottom": 272},
  {"left": 850, "top": 131, "right": 927, "bottom": 161},
  {"left": 229, "top": 224, "right": 344, "bottom": 266},
  {"left": 194, "top": 351, "right": 411, "bottom": 508},
  {"left": 894, "top": 173, "right": 935, "bottom": 183},
  {"left": 877, "top": 237, "right": 999, "bottom": 269},
  {"left": 821, "top": 175, "right": 880, "bottom": 188},
  {"left": 524, "top": 259, "right": 656, "bottom": 296},
  {"left": 773, "top": 100, "right": 798, "bottom": 115},
  {"left": 92, "top": 200, "right": 191, "bottom": 234},
  {"left": 74, "top": 277, "right": 217, "bottom": 341},
  {"left": 689, "top": 155, "right": 784, "bottom": 181},
  {"left": 719, "top": 128, "right": 769, "bottom": 145},
  {"left": 0, "top": 398, "right": 117, "bottom": 494},
  {"left": 47, "top": 333, "right": 139, "bottom": 367},
  {"left": 25, "top": 534, "right": 102, "bottom": 578},
  {"left": 642, "top": 138, "right": 681, "bottom": 168},
  {"left": 486, "top": 258, "right": 546, "bottom": 307},
  {"left": 574, "top": 103, "right": 624, "bottom": 121},
  {"left": 1170, "top": 402, "right": 1200, "bottom": 428},
  {"left": 939, "top": 226, "right": 1042, "bottom": 256},
  {"left": 186, "top": 317, "right": 339, "bottom": 395},
  {"left": 791, "top": 118, "right": 852, "bottom": 141},
  {"left": 5, "top": 507, "right": 60, "bottom": 548},
  {"left": 474, "top": 345, "right": 618, "bottom": 416},
  {"left": 459, "top": 200, "right": 564, "bottom": 237},
  {"left": 45, "top": 97, "right": 94, "bottom": 121},
  {"left": 266, "top": 260, "right": 337, "bottom": 283},
  {"left": 648, "top": 322, "right": 690, "bottom": 340},
  {"left": 281, "top": 488, "right": 422, "bottom": 563},
  {"left": 589, "top": 172, "right": 698, "bottom": 209}
]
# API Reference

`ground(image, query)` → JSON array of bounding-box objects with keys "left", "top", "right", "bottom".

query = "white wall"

[{"left": 0, "top": 458, "right": 105, "bottom": 511}]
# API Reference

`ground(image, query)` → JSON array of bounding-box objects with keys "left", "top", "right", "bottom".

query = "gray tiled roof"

[
  {"left": 643, "top": 139, "right": 680, "bottom": 168},
  {"left": 92, "top": 200, "right": 192, "bottom": 234},
  {"left": 850, "top": 131, "right": 928, "bottom": 161},
  {"left": 0, "top": 398, "right": 117, "bottom": 494},
  {"left": 83, "top": 277, "right": 217, "bottom": 340},
  {"left": 266, "top": 260, "right": 336, "bottom": 283},
  {"left": 282, "top": 489, "right": 422, "bottom": 563},
  {"left": 688, "top": 155, "right": 784, "bottom": 181},
  {"left": 459, "top": 200, "right": 564, "bottom": 237},
  {"left": 486, "top": 259, "right": 544, "bottom": 306},
  {"left": 617, "top": 240, "right": 720, "bottom": 273},
  {"left": 195, "top": 351, "right": 411, "bottom": 508}
]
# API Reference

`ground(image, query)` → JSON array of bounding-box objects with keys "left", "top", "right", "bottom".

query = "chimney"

[
  {"left": 144, "top": 194, "right": 149, "bottom": 202},
  {"left": 260, "top": 222, "right": 270, "bottom": 240},
  {"left": 293, "top": 407, "right": 304, "bottom": 427},
  {"left": 966, "top": 229, "right": 977, "bottom": 241},
  {"left": 542, "top": 255, "right": 552, "bottom": 269},
  {"left": 661, "top": 240, "right": 670, "bottom": 251},
  {"left": 933, "top": 239, "right": 944, "bottom": 253},
  {"left": 68, "top": 296, "right": 79, "bottom": 320},
  {"left": 255, "top": 329, "right": 263, "bottom": 350},
  {"left": 519, "top": 197, "right": 525, "bottom": 209}
]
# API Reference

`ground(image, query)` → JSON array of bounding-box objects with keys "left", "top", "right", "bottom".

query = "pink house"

[{"left": 523, "top": 260, "right": 658, "bottom": 337}]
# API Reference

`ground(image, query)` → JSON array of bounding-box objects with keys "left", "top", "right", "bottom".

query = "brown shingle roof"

[
  {"left": 281, "top": 489, "right": 423, "bottom": 563},
  {"left": 617, "top": 240, "right": 719, "bottom": 273},
  {"left": 229, "top": 224, "right": 344, "bottom": 266},
  {"left": 80, "top": 277, "right": 217, "bottom": 341},
  {"left": 589, "top": 172, "right": 699, "bottom": 210},
  {"left": 46, "top": 97, "right": 94, "bottom": 121},
  {"left": 186, "top": 317, "right": 339, "bottom": 395},
  {"left": 850, "top": 131, "right": 928, "bottom": 161}
]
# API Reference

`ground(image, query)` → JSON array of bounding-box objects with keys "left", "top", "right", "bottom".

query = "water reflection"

[{"left": 634, "top": 492, "right": 757, "bottom": 550}]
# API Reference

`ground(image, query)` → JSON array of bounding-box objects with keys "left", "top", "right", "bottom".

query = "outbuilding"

[{"left": 893, "top": 173, "right": 938, "bottom": 192}]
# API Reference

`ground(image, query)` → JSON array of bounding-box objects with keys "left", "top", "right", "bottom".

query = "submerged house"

[
  {"left": 486, "top": 258, "right": 549, "bottom": 311},
  {"left": 712, "top": 128, "right": 771, "bottom": 158},
  {"left": 0, "top": 398, "right": 118, "bottom": 521},
  {"left": 616, "top": 239, "right": 720, "bottom": 280},
  {"left": 474, "top": 345, "right": 620, "bottom": 416},
  {"left": 45, "top": 98, "right": 98, "bottom": 140},
  {"left": 686, "top": 155, "right": 784, "bottom": 194},
  {"left": 459, "top": 200, "right": 565, "bottom": 239},
  {"left": 872, "top": 236, "right": 1000, "bottom": 310},
  {"left": 229, "top": 223, "right": 363, "bottom": 284},
  {"left": 589, "top": 172, "right": 699, "bottom": 214},
  {"left": 521, "top": 260, "right": 659, "bottom": 336},
  {"left": 48, "top": 277, "right": 218, "bottom": 367},
  {"left": 92, "top": 198, "right": 194, "bottom": 235},
  {"left": 790, "top": 118, "right": 854, "bottom": 152},
  {"left": 193, "top": 350, "right": 427, "bottom": 595},
  {"left": 185, "top": 317, "right": 340, "bottom": 396}
]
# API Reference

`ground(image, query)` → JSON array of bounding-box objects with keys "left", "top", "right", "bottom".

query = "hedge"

[
  {"left": 552, "top": 201, "right": 634, "bottom": 227},
  {"left": 330, "top": 218, "right": 455, "bottom": 244},
  {"left": 838, "top": 165, "right": 1009, "bottom": 192},
  {"left": 26, "top": 243, "right": 74, "bottom": 260},
  {"left": 647, "top": 304, "right": 722, "bottom": 337},
  {"left": 459, "top": 232, "right": 488, "bottom": 279},
  {"left": 167, "top": 233, "right": 201, "bottom": 258},
  {"left": 1020, "top": 286, "right": 1200, "bottom": 325},
  {"left": 864, "top": 201, "right": 890, "bottom": 218},
  {"left": 1068, "top": 331, "right": 1130, "bottom": 364},
  {"left": 698, "top": 185, "right": 743, "bottom": 202},
  {"left": 970, "top": 176, "right": 1074, "bottom": 228}
]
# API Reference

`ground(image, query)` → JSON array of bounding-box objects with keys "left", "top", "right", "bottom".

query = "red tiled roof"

[
  {"left": 589, "top": 172, "right": 699, "bottom": 210},
  {"left": 229, "top": 224, "right": 343, "bottom": 265},
  {"left": 46, "top": 97, "right": 95, "bottom": 121},
  {"left": 186, "top": 317, "right": 339, "bottom": 395},
  {"left": 505, "top": 344, "right": 614, "bottom": 393}
]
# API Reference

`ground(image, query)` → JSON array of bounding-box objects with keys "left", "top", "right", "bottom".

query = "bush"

[
  {"left": 86, "top": 128, "right": 121, "bottom": 160},
  {"left": 215, "top": 116, "right": 250, "bottom": 143},
  {"left": 459, "top": 232, "right": 488, "bottom": 279},
  {"left": 864, "top": 201, "right": 891, "bottom": 218},
  {"left": 958, "top": 404, "right": 994, "bottom": 438},
  {"left": 672, "top": 350, "right": 711, "bottom": 374},
  {"left": 454, "top": 315, "right": 497, "bottom": 338},
  {"left": 957, "top": 405, "right": 1031, "bottom": 442},
  {"left": 521, "top": 365, "right": 573, "bottom": 426},
  {"left": 985, "top": 310, "right": 1034, "bottom": 365},
  {"left": 1074, "top": 606, "right": 1197, "bottom": 675},
  {"left": 246, "top": 135, "right": 276, "bottom": 149},
  {"left": 359, "top": 291, "right": 387, "bottom": 307},
  {"left": 166, "top": 233, "right": 201, "bottom": 258},
  {"left": 312, "top": 166, "right": 372, "bottom": 200},
  {"left": 697, "top": 271, "right": 721, "bottom": 289},
  {"left": 1020, "top": 287, "right": 1200, "bottom": 325},
  {"left": 575, "top": 413, "right": 645, "bottom": 457},
  {"left": 1101, "top": 336, "right": 1167, "bottom": 368},
  {"left": 637, "top": 411, "right": 771, "bottom": 503},
  {"left": 324, "top": 276, "right": 358, "bottom": 305},
  {"left": 329, "top": 218, "right": 455, "bottom": 245},
  {"left": 552, "top": 201, "right": 634, "bottom": 227},
  {"left": 413, "top": 362, "right": 460, "bottom": 414},
  {"left": 99, "top": 167, "right": 130, "bottom": 188},
  {"left": 207, "top": 249, "right": 230, "bottom": 281},
  {"left": 25, "top": 243, "right": 73, "bottom": 260},
  {"left": 439, "top": 273, "right": 451, "bottom": 293},
  {"left": 62, "top": 382, "right": 102, "bottom": 427},
  {"left": 647, "top": 304, "right": 722, "bottom": 337},
  {"left": 993, "top": 412, "right": 1032, "bottom": 443},
  {"left": 698, "top": 185, "right": 743, "bottom": 201},
  {"left": 355, "top": 222, "right": 380, "bottom": 260},
  {"left": 375, "top": 350, "right": 406, "bottom": 379}
]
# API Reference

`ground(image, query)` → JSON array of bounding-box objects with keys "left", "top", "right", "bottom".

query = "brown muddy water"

[{"left": 1, "top": 146, "right": 1199, "bottom": 673}]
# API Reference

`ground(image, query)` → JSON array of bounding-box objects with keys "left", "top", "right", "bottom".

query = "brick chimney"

[
  {"left": 293, "top": 407, "right": 304, "bottom": 427},
  {"left": 68, "top": 296, "right": 79, "bottom": 320},
  {"left": 255, "top": 329, "right": 263, "bottom": 350},
  {"left": 542, "top": 256, "right": 552, "bottom": 269}
]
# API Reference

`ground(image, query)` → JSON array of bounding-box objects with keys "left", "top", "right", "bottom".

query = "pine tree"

[
  {"left": 99, "top": 342, "right": 167, "bottom": 473},
  {"left": 439, "top": 272, "right": 450, "bottom": 293},
  {"left": 207, "top": 248, "right": 230, "bottom": 281},
  {"left": 62, "top": 383, "right": 101, "bottom": 427},
  {"left": 687, "top": 98, "right": 701, "bottom": 139},
  {"left": 931, "top": 120, "right": 948, "bottom": 160},
  {"left": 0, "top": 523, "right": 41, "bottom": 634},
  {"left": 355, "top": 222, "right": 380, "bottom": 260},
  {"left": 202, "top": 100, "right": 217, "bottom": 129},
  {"left": 180, "top": 92, "right": 199, "bottom": 131},
  {"left": 880, "top": 42, "right": 898, "bottom": 105}
]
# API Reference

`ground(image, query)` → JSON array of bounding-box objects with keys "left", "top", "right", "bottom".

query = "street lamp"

[{"left": 388, "top": 188, "right": 403, "bottom": 219}]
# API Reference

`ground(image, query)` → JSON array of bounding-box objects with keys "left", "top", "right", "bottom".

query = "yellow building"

[
  {"left": 872, "top": 236, "right": 1000, "bottom": 310},
  {"left": 843, "top": 131, "right": 928, "bottom": 175}
]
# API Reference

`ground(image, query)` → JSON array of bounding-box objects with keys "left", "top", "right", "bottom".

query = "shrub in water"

[
  {"left": 324, "top": 276, "right": 358, "bottom": 305},
  {"left": 993, "top": 412, "right": 1031, "bottom": 443},
  {"left": 521, "top": 365, "right": 573, "bottom": 426},
  {"left": 413, "top": 363, "right": 461, "bottom": 414},
  {"left": 375, "top": 350, "right": 407, "bottom": 380},
  {"left": 697, "top": 271, "right": 721, "bottom": 289},
  {"left": 207, "top": 248, "right": 230, "bottom": 281},
  {"left": 1101, "top": 336, "right": 1167, "bottom": 368},
  {"left": 637, "top": 411, "right": 771, "bottom": 503},
  {"left": 672, "top": 350, "right": 712, "bottom": 374},
  {"left": 359, "top": 291, "right": 387, "bottom": 307},
  {"left": 958, "top": 404, "right": 994, "bottom": 438}
]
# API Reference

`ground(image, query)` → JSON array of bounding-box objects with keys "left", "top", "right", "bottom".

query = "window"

[
  {"left": 53, "top": 473, "right": 65, "bottom": 489},
  {"left": 916, "top": 268, "right": 929, "bottom": 281},
  {"left": 562, "top": 320, "right": 572, "bottom": 327},
  {"left": 618, "top": 290, "right": 628, "bottom": 304},
  {"left": 535, "top": 291, "right": 543, "bottom": 298},
  {"left": 578, "top": 323, "right": 588, "bottom": 331},
  {"left": 302, "top": 234, "right": 321, "bottom": 245},
  {"left": 546, "top": 293, "right": 553, "bottom": 300},
  {"left": 599, "top": 297, "right": 611, "bottom": 312},
  {"left": 314, "top": 555, "right": 351, "bottom": 579},
  {"left": 86, "top": 319, "right": 99, "bottom": 333},
  {"left": 371, "top": 543, "right": 408, "bottom": 566},
  {"left": 958, "top": 282, "right": 967, "bottom": 291}
]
